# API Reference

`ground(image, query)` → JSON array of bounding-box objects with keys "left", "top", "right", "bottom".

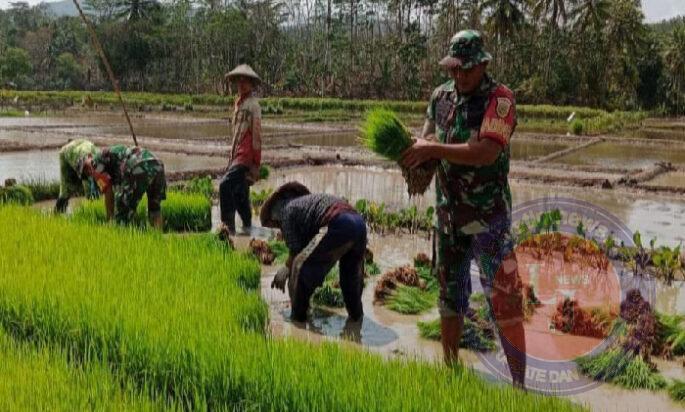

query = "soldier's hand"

[{"left": 400, "top": 138, "right": 436, "bottom": 169}]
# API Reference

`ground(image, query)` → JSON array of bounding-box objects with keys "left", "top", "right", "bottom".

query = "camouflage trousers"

[
  {"left": 436, "top": 219, "right": 524, "bottom": 326},
  {"left": 115, "top": 159, "right": 167, "bottom": 224}
]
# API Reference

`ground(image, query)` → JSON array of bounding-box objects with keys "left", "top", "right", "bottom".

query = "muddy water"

[
  {"left": 512, "top": 139, "right": 570, "bottom": 161},
  {"left": 256, "top": 165, "right": 685, "bottom": 246},
  {"left": 0, "top": 149, "right": 227, "bottom": 182},
  {"left": 552, "top": 141, "right": 685, "bottom": 168},
  {"left": 647, "top": 171, "right": 685, "bottom": 188},
  {"left": 231, "top": 228, "right": 685, "bottom": 412}
]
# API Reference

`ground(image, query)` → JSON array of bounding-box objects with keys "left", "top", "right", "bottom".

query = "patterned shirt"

[
  {"left": 91, "top": 145, "right": 159, "bottom": 189},
  {"left": 230, "top": 94, "right": 261, "bottom": 168},
  {"left": 58, "top": 139, "right": 98, "bottom": 199},
  {"left": 427, "top": 75, "right": 517, "bottom": 235},
  {"left": 281, "top": 194, "right": 349, "bottom": 255}
]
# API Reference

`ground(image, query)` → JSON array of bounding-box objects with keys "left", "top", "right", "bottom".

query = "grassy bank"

[
  {"left": 0, "top": 206, "right": 583, "bottom": 411},
  {"left": 2, "top": 90, "right": 645, "bottom": 135}
]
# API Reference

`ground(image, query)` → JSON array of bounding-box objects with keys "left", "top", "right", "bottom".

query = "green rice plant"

[
  {"left": 656, "top": 312, "right": 685, "bottom": 356},
  {"left": 576, "top": 349, "right": 667, "bottom": 390},
  {"left": 0, "top": 206, "right": 583, "bottom": 411},
  {"left": 0, "top": 109, "right": 23, "bottom": 117},
  {"left": 21, "top": 178, "right": 61, "bottom": 201},
  {"left": 72, "top": 191, "right": 211, "bottom": 232},
  {"left": 360, "top": 108, "right": 413, "bottom": 161},
  {"left": 182, "top": 175, "right": 214, "bottom": 199},
  {"left": 570, "top": 119, "right": 585, "bottom": 135},
  {"left": 268, "top": 239, "right": 289, "bottom": 263},
  {"left": 0, "top": 327, "right": 173, "bottom": 411},
  {"left": 259, "top": 164, "right": 270, "bottom": 180},
  {"left": 0, "top": 184, "right": 34, "bottom": 205},
  {"left": 250, "top": 188, "right": 273, "bottom": 212},
  {"left": 386, "top": 285, "right": 437, "bottom": 314},
  {"left": 417, "top": 318, "right": 496, "bottom": 352},
  {"left": 312, "top": 267, "right": 345, "bottom": 308},
  {"left": 669, "top": 380, "right": 685, "bottom": 404}
]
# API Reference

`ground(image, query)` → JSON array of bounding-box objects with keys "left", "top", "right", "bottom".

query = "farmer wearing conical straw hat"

[
  {"left": 54, "top": 139, "right": 100, "bottom": 214},
  {"left": 219, "top": 64, "right": 263, "bottom": 236},
  {"left": 261, "top": 182, "right": 366, "bottom": 323},
  {"left": 400, "top": 30, "right": 526, "bottom": 388}
]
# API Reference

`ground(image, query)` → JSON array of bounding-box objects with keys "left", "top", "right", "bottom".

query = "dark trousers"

[
  {"left": 219, "top": 164, "right": 251, "bottom": 231},
  {"left": 292, "top": 212, "right": 367, "bottom": 321}
]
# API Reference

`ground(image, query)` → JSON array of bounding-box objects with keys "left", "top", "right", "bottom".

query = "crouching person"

[
  {"left": 80, "top": 145, "right": 166, "bottom": 229},
  {"left": 261, "top": 182, "right": 366, "bottom": 322},
  {"left": 54, "top": 139, "right": 99, "bottom": 213}
]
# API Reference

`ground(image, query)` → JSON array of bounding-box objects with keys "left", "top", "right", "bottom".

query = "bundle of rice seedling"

[
  {"left": 551, "top": 297, "right": 612, "bottom": 338},
  {"left": 360, "top": 109, "right": 436, "bottom": 196},
  {"left": 0, "top": 184, "right": 34, "bottom": 206},
  {"left": 249, "top": 239, "right": 276, "bottom": 265},
  {"left": 417, "top": 307, "right": 496, "bottom": 352},
  {"left": 374, "top": 266, "right": 424, "bottom": 302},
  {"left": 669, "top": 380, "right": 685, "bottom": 404}
]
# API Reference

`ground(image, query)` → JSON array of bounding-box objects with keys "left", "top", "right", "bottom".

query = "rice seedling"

[
  {"left": 360, "top": 109, "right": 435, "bottom": 196},
  {"left": 551, "top": 298, "right": 615, "bottom": 338},
  {"left": 249, "top": 239, "right": 276, "bottom": 265},
  {"left": 375, "top": 265, "right": 439, "bottom": 315},
  {"left": 312, "top": 267, "right": 345, "bottom": 308},
  {"left": 178, "top": 175, "right": 214, "bottom": 199},
  {"left": 669, "top": 380, "right": 685, "bottom": 404},
  {"left": 386, "top": 285, "right": 437, "bottom": 314},
  {"left": 259, "top": 164, "right": 270, "bottom": 180},
  {"left": 417, "top": 310, "right": 496, "bottom": 352},
  {"left": 268, "top": 239, "right": 289, "bottom": 263},
  {"left": 250, "top": 188, "right": 273, "bottom": 212},
  {"left": 0, "top": 182, "right": 34, "bottom": 205},
  {"left": 21, "top": 178, "right": 61, "bottom": 201},
  {"left": 576, "top": 349, "right": 667, "bottom": 391},
  {"left": 72, "top": 191, "right": 211, "bottom": 232},
  {"left": 0, "top": 327, "right": 172, "bottom": 411},
  {"left": 576, "top": 289, "right": 669, "bottom": 391},
  {"left": 0, "top": 206, "right": 583, "bottom": 411},
  {"left": 656, "top": 313, "right": 685, "bottom": 357}
]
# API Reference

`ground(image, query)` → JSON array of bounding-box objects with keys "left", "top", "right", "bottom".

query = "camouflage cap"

[{"left": 439, "top": 30, "right": 492, "bottom": 70}]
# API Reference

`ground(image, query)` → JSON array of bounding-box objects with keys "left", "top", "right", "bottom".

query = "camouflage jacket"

[
  {"left": 58, "top": 139, "right": 98, "bottom": 199},
  {"left": 426, "top": 75, "right": 517, "bottom": 235},
  {"left": 91, "top": 145, "right": 161, "bottom": 188}
]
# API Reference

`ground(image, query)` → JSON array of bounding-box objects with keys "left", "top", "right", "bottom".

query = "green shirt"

[{"left": 58, "top": 139, "right": 98, "bottom": 199}]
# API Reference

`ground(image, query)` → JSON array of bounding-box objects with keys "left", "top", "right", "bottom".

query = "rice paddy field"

[
  {"left": 0, "top": 206, "right": 582, "bottom": 411},
  {"left": 1, "top": 98, "right": 684, "bottom": 411}
]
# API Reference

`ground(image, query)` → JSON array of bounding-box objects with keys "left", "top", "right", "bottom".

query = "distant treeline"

[{"left": 0, "top": 1, "right": 683, "bottom": 114}]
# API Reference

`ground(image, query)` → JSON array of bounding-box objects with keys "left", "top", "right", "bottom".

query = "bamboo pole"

[{"left": 71, "top": 0, "right": 138, "bottom": 146}]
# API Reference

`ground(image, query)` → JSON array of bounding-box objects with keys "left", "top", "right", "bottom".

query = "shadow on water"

[{"left": 280, "top": 307, "right": 398, "bottom": 347}]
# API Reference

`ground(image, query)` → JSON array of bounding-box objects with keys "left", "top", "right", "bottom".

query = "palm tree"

[
  {"left": 114, "top": 0, "right": 161, "bottom": 22},
  {"left": 480, "top": 0, "right": 527, "bottom": 40},
  {"left": 532, "top": 0, "right": 568, "bottom": 28},
  {"left": 664, "top": 24, "right": 685, "bottom": 114},
  {"left": 480, "top": 0, "right": 527, "bottom": 74},
  {"left": 570, "top": 0, "right": 610, "bottom": 32}
]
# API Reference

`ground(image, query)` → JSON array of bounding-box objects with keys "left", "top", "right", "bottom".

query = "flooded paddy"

[
  {"left": 0, "top": 149, "right": 227, "bottom": 182},
  {"left": 551, "top": 141, "right": 685, "bottom": 169},
  {"left": 511, "top": 139, "right": 570, "bottom": 160},
  {"left": 256, "top": 165, "right": 685, "bottom": 246},
  {"left": 646, "top": 171, "right": 685, "bottom": 189}
]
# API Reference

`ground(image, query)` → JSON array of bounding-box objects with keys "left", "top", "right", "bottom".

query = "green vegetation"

[
  {"left": 0, "top": 184, "right": 34, "bottom": 205},
  {"left": 669, "top": 380, "right": 685, "bottom": 404},
  {"left": 259, "top": 164, "right": 270, "bottom": 180},
  {"left": 386, "top": 285, "right": 436, "bottom": 314},
  {"left": 174, "top": 175, "right": 214, "bottom": 199},
  {"left": 21, "top": 178, "right": 61, "bottom": 201},
  {"left": 355, "top": 199, "right": 434, "bottom": 234},
  {"left": 576, "top": 349, "right": 667, "bottom": 391},
  {"left": 0, "top": 206, "right": 583, "bottom": 411},
  {"left": 360, "top": 108, "right": 413, "bottom": 162},
  {"left": 417, "top": 317, "right": 497, "bottom": 352},
  {"left": 0, "top": 109, "right": 23, "bottom": 117},
  {"left": 656, "top": 313, "right": 685, "bottom": 356},
  {"left": 72, "top": 191, "right": 211, "bottom": 232},
  {"left": 0, "top": 328, "right": 170, "bottom": 411}
]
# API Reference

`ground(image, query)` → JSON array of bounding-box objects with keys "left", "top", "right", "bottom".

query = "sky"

[{"left": 0, "top": 0, "right": 684, "bottom": 23}]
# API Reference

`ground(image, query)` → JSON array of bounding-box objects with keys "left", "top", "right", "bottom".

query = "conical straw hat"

[{"left": 226, "top": 64, "right": 261, "bottom": 84}]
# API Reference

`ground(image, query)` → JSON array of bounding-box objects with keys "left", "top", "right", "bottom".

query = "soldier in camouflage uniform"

[
  {"left": 54, "top": 139, "right": 99, "bottom": 213},
  {"left": 80, "top": 145, "right": 166, "bottom": 229},
  {"left": 401, "top": 30, "right": 526, "bottom": 388}
]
